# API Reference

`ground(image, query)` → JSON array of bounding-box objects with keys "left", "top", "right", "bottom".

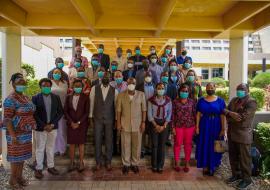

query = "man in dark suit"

[
  {"left": 32, "top": 78, "right": 63, "bottom": 179},
  {"left": 224, "top": 83, "right": 257, "bottom": 189},
  {"left": 93, "top": 44, "right": 110, "bottom": 71},
  {"left": 122, "top": 59, "right": 136, "bottom": 81},
  {"left": 130, "top": 46, "right": 146, "bottom": 72}
]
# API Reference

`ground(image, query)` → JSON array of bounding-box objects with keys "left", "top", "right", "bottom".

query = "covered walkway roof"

[{"left": 0, "top": 0, "right": 270, "bottom": 55}]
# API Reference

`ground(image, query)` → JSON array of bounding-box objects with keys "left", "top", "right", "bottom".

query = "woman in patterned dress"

[{"left": 3, "top": 73, "right": 36, "bottom": 189}]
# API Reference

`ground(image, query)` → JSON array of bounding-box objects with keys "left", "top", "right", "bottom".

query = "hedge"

[
  {"left": 24, "top": 79, "right": 40, "bottom": 98},
  {"left": 202, "top": 87, "right": 265, "bottom": 110},
  {"left": 252, "top": 72, "right": 270, "bottom": 88}
]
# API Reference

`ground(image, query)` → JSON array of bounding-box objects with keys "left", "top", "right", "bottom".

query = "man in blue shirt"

[{"left": 176, "top": 48, "right": 192, "bottom": 65}]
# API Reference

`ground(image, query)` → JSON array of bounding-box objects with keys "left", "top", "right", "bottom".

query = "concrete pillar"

[
  {"left": 229, "top": 36, "right": 248, "bottom": 100},
  {"left": 1, "top": 32, "right": 22, "bottom": 169},
  {"left": 176, "top": 41, "right": 185, "bottom": 57},
  {"left": 224, "top": 62, "right": 229, "bottom": 80}
]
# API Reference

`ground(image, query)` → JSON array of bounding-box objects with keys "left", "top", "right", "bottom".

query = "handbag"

[{"left": 214, "top": 137, "right": 228, "bottom": 153}]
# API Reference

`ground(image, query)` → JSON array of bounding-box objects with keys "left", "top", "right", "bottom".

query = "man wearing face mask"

[
  {"left": 69, "top": 46, "right": 89, "bottom": 68},
  {"left": 32, "top": 78, "right": 63, "bottom": 179},
  {"left": 149, "top": 54, "right": 164, "bottom": 84},
  {"left": 48, "top": 57, "right": 69, "bottom": 84},
  {"left": 122, "top": 59, "right": 136, "bottom": 81},
  {"left": 130, "top": 46, "right": 146, "bottom": 72},
  {"left": 224, "top": 84, "right": 257, "bottom": 189},
  {"left": 113, "top": 47, "right": 126, "bottom": 71},
  {"left": 91, "top": 67, "right": 106, "bottom": 87},
  {"left": 117, "top": 78, "right": 147, "bottom": 175},
  {"left": 89, "top": 55, "right": 101, "bottom": 82},
  {"left": 93, "top": 44, "right": 110, "bottom": 71},
  {"left": 90, "top": 72, "right": 118, "bottom": 171},
  {"left": 176, "top": 48, "right": 192, "bottom": 65},
  {"left": 126, "top": 49, "right": 132, "bottom": 59}
]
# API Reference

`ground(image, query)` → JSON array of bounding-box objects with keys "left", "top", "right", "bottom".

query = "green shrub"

[
  {"left": 24, "top": 79, "right": 40, "bottom": 98},
  {"left": 254, "top": 123, "right": 270, "bottom": 178},
  {"left": 22, "top": 63, "right": 35, "bottom": 79},
  {"left": 216, "top": 87, "right": 229, "bottom": 102},
  {"left": 210, "top": 77, "right": 226, "bottom": 88},
  {"left": 252, "top": 72, "right": 270, "bottom": 88},
  {"left": 224, "top": 80, "right": 229, "bottom": 87},
  {"left": 250, "top": 88, "right": 265, "bottom": 110}
]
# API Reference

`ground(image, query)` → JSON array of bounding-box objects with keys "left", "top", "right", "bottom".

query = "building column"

[
  {"left": 229, "top": 35, "right": 248, "bottom": 100},
  {"left": 176, "top": 41, "right": 185, "bottom": 57},
  {"left": 224, "top": 62, "right": 229, "bottom": 80},
  {"left": 1, "top": 32, "right": 22, "bottom": 169}
]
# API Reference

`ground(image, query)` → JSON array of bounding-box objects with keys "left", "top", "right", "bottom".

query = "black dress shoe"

[
  {"left": 236, "top": 179, "right": 252, "bottom": 189},
  {"left": 152, "top": 168, "right": 157, "bottom": 173},
  {"left": 122, "top": 166, "right": 129, "bottom": 175},
  {"left": 226, "top": 176, "right": 241, "bottom": 184},
  {"left": 131, "top": 166, "right": 139, "bottom": 174},
  {"left": 157, "top": 168, "right": 163, "bottom": 174}
]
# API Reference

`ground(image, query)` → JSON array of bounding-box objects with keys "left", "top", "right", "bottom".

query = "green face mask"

[{"left": 41, "top": 87, "right": 51, "bottom": 95}]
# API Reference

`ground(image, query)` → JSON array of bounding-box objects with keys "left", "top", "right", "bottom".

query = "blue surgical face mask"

[
  {"left": 92, "top": 60, "right": 99, "bottom": 67},
  {"left": 53, "top": 73, "right": 61, "bottom": 80},
  {"left": 74, "top": 87, "right": 82, "bottom": 94},
  {"left": 135, "top": 49, "right": 141, "bottom": 55},
  {"left": 237, "top": 90, "right": 246, "bottom": 98},
  {"left": 115, "top": 77, "right": 123, "bottom": 84},
  {"left": 157, "top": 89, "right": 165, "bottom": 96},
  {"left": 170, "top": 66, "right": 178, "bottom": 72},
  {"left": 41, "top": 87, "right": 51, "bottom": 95},
  {"left": 179, "top": 92, "right": 189, "bottom": 99},
  {"left": 184, "top": 62, "right": 191, "bottom": 69},
  {"left": 111, "top": 65, "right": 118, "bottom": 71},
  {"left": 74, "top": 62, "right": 81, "bottom": 68},
  {"left": 187, "top": 76, "right": 195, "bottom": 83},
  {"left": 97, "top": 71, "right": 104, "bottom": 78},
  {"left": 98, "top": 48, "right": 104, "bottom": 54},
  {"left": 77, "top": 71, "right": 85, "bottom": 78},
  {"left": 161, "top": 57, "right": 167, "bottom": 63},
  {"left": 171, "top": 76, "right": 177, "bottom": 82},
  {"left": 166, "top": 49, "right": 171, "bottom": 55},
  {"left": 15, "top": 85, "right": 26, "bottom": 93},
  {"left": 161, "top": 76, "right": 169, "bottom": 83},
  {"left": 127, "top": 52, "right": 131, "bottom": 57},
  {"left": 57, "top": 62, "right": 64, "bottom": 69}
]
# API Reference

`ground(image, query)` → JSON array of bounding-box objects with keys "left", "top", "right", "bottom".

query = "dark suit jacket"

[
  {"left": 122, "top": 69, "right": 136, "bottom": 81},
  {"left": 32, "top": 93, "right": 63, "bottom": 131},
  {"left": 130, "top": 55, "right": 146, "bottom": 71},
  {"left": 64, "top": 94, "right": 90, "bottom": 128},
  {"left": 93, "top": 53, "right": 110, "bottom": 71},
  {"left": 227, "top": 96, "right": 257, "bottom": 144}
]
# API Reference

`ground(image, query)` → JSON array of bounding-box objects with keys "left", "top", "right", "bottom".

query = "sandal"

[
  {"left": 68, "top": 162, "right": 76, "bottom": 172},
  {"left": 17, "top": 178, "right": 29, "bottom": 186},
  {"left": 183, "top": 167, "right": 190, "bottom": 173},
  {"left": 78, "top": 162, "right": 85, "bottom": 173}
]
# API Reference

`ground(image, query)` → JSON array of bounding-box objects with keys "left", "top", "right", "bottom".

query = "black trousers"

[
  {"left": 228, "top": 139, "right": 252, "bottom": 181},
  {"left": 151, "top": 119, "right": 168, "bottom": 169}
]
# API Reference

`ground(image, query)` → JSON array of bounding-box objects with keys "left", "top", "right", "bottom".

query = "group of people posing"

[{"left": 4, "top": 44, "right": 257, "bottom": 190}]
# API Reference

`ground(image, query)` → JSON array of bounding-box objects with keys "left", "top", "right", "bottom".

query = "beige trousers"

[{"left": 121, "top": 131, "right": 142, "bottom": 166}]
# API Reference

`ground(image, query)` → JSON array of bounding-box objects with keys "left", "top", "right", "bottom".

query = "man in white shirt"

[
  {"left": 89, "top": 72, "right": 118, "bottom": 171},
  {"left": 112, "top": 47, "right": 127, "bottom": 71}
]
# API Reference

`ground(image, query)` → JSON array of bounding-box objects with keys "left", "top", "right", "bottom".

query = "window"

[
  {"left": 65, "top": 39, "right": 72, "bottom": 43},
  {"left": 64, "top": 46, "right": 72, "bottom": 50},
  {"left": 192, "top": 46, "right": 200, "bottom": 50},
  {"left": 224, "top": 47, "right": 229, "bottom": 51},
  {"left": 184, "top": 46, "right": 190, "bottom": 50},
  {"left": 213, "top": 47, "right": 222, "bottom": 51},
  {"left": 60, "top": 39, "right": 63, "bottom": 43},
  {"left": 202, "top": 47, "right": 211, "bottom": 50},
  {"left": 248, "top": 41, "right": 253, "bottom": 44},
  {"left": 212, "top": 68, "right": 223, "bottom": 78},
  {"left": 202, "top": 69, "right": 209, "bottom": 80},
  {"left": 248, "top": 48, "right": 254, "bottom": 51},
  {"left": 212, "top": 40, "right": 221, "bottom": 44},
  {"left": 202, "top": 40, "right": 210, "bottom": 43},
  {"left": 191, "top": 40, "right": 200, "bottom": 43},
  {"left": 184, "top": 40, "right": 190, "bottom": 43},
  {"left": 223, "top": 40, "right": 229, "bottom": 44}
]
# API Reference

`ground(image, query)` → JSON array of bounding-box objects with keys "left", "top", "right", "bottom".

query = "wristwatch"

[{"left": 78, "top": 121, "right": 81, "bottom": 125}]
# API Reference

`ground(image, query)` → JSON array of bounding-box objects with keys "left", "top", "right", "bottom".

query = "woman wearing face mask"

[
  {"left": 147, "top": 45, "right": 158, "bottom": 60},
  {"left": 163, "top": 45, "right": 175, "bottom": 62},
  {"left": 110, "top": 60, "right": 119, "bottom": 80},
  {"left": 69, "top": 67, "right": 91, "bottom": 96},
  {"left": 172, "top": 84, "right": 196, "bottom": 173},
  {"left": 148, "top": 83, "right": 172, "bottom": 173},
  {"left": 167, "top": 60, "right": 181, "bottom": 101},
  {"left": 89, "top": 56, "right": 101, "bottom": 82},
  {"left": 50, "top": 68, "right": 68, "bottom": 156},
  {"left": 185, "top": 70, "right": 202, "bottom": 101},
  {"left": 68, "top": 57, "right": 83, "bottom": 81},
  {"left": 180, "top": 59, "right": 192, "bottom": 77},
  {"left": 195, "top": 82, "right": 226, "bottom": 176},
  {"left": 3, "top": 73, "right": 36, "bottom": 189},
  {"left": 48, "top": 57, "right": 69, "bottom": 84},
  {"left": 149, "top": 54, "right": 165, "bottom": 84},
  {"left": 64, "top": 80, "right": 90, "bottom": 172}
]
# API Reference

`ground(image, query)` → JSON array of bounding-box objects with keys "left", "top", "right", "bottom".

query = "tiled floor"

[{"left": 25, "top": 166, "right": 234, "bottom": 190}]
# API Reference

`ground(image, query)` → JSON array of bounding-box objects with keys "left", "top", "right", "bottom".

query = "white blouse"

[{"left": 51, "top": 80, "right": 68, "bottom": 107}]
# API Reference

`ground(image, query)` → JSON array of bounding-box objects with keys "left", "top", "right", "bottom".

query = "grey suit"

[{"left": 226, "top": 95, "right": 257, "bottom": 180}]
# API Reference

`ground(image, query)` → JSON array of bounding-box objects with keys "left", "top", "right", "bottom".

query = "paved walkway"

[{"left": 25, "top": 166, "right": 234, "bottom": 190}]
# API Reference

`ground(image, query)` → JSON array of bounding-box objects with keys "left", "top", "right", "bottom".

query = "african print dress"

[{"left": 3, "top": 92, "right": 36, "bottom": 163}]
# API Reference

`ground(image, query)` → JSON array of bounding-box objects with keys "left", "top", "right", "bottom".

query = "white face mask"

[
  {"left": 128, "top": 84, "right": 135, "bottom": 91},
  {"left": 145, "top": 76, "right": 152, "bottom": 83},
  {"left": 151, "top": 58, "right": 157, "bottom": 64},
  {"left": 127, "top": 63, "right": 133, "bottom": 69},
  {"left": 151, "top": 49, "right": 156, "bottom": 54}
]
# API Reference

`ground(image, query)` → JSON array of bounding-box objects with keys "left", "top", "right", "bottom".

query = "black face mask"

[
  {"left": 206, "top": 90, "right": 215, "bottom": 96},
  {"left": 182, "top": 51, "right": 187, "bottom": 56},
  {"left": 102, "top": 78, "right": 110, "bottom": 86}
]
